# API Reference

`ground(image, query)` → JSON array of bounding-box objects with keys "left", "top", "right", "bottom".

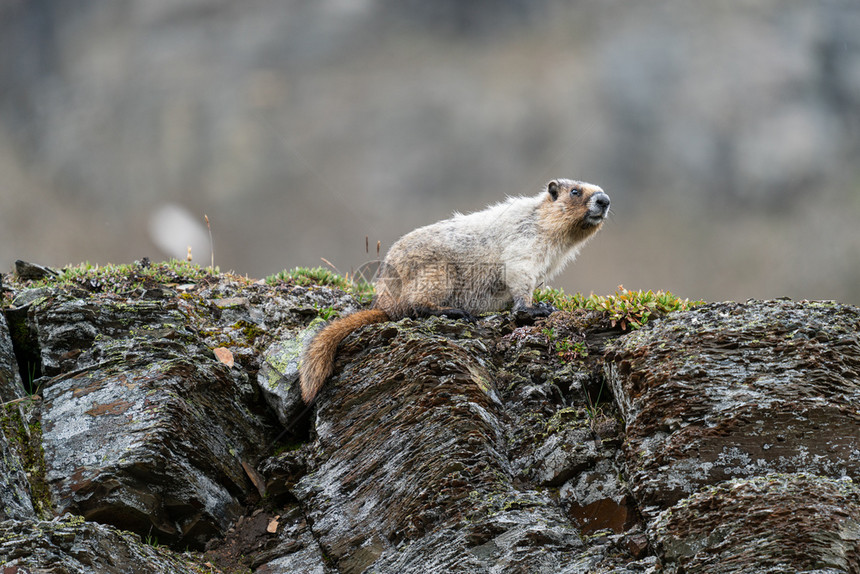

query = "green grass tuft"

[
  {"left": 266, "top": 266, "right": 374, "bottom": 304},
  {"left": 19, "top": 259, "right": 219, "bottom": 294}
]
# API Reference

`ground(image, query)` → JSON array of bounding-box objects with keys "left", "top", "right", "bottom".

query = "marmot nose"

[{"left": 593, "top": 191, "right": 610, "bottom": 212}]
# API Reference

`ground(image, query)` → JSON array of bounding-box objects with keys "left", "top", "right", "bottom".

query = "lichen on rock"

[
  {"left": 606, "top": 300, "right": 860, "bottom": 517},
  {"left": 0, "top": 515, "right": 206, "bottom": 573},
  {"left": 14, "top": 278, "right": 284, "bottom": 549},
  {"left": 291, "top": 314, "right": 631, "bottom": 572},
  {"left": 650, "top": 473, "right": 860, "bottom": 572},
  {"left": 0, "top": 310, "right": 26, "bottom": 402}
]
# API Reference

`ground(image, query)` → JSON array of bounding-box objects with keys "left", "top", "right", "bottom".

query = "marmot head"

[{"left": 541, "top": 178, "right": 611, "bottom": 242}]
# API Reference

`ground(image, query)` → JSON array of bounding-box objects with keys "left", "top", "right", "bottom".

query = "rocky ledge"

[{"left": 1, "top": 262, "right": 858, "bottom": 573}]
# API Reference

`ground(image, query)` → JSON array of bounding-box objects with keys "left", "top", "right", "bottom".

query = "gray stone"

[
  {"left": 35, "top": 297, "right": 276, "bottom": 548},
  {"left": 14, "top": 260, "right": 59, "bottom": 281},
  {"left": 253, "top": 506, "right": 334, "bottom": 574},
  {"left": 649, "top": 474, "right": 860, "bottom": 573},
  {"left": 529, "top": 425, "right": 600, "bottom": 487},
  {"left": 0, "top": 310, "right": 25, "bottom": 402},
  {"left": 605, "top": 300, "right": 860, "bottom": 519},
  {"left": 0, "top": 425, "right": 35, "bottom": 521},
  {"left": 5, "top": 265, "right": 860, "bottom": 572},
  {"left": 256, "top": 319, "right": 324, "bottom": 427},
  {"left": 293, "top": 318, "right": 594, "bottom": 573},
  {"left": 560, "top": 458, "right": 636, "bottom": 534},
  {"left": 0, "top": 516, "right": 204, "bottom": 573}
]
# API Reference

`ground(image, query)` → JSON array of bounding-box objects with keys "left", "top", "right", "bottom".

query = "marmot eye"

[{"left": 570, "top": 188, "right": 582, "bottom": 197}]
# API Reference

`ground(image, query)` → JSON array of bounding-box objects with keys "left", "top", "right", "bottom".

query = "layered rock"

[
  {"left": 2, "top": 267, "right": 859, "bottom": 572},
  {"left": 0, "top": 309, "right": 25, "bottom": 401},
  {"left": 294, "top": 317, "right": 590, "bottom": 573},
  {"left": 0, "top": 423, "right": 36, "bottom": 521},
  {"left": 29, "top": 295, "right": 274, "bottom": 548},
  {"left": 0, "top": 515, "right": 204, "bottom": 573},
  {"left": 0, "top": 307, "right": 38, "bottom": 522},
  {"left": 649, "top": 474, "right": 860, "bottom": 573},
  {"left": 606, "top": 300, "right": 860, "bottom": 570}
]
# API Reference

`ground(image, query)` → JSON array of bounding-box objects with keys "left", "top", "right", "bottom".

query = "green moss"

[
  {"left": 534, "top": 285, "right": 704, "bottom": 330},
  {"left": 15, "top": 259, "right": 221, "bottom": 295},
  {"left": 233, "top": 320, "right": 265, "bottom": 345},
  {"left": 272, "top": 440, "right": 305, "bottom": 456},
  {"left": 804, "top": 300, "right": 838, "bottom": 308},
  {"left": 266, "top": 266, "right": 374, "bottom": 304},
  {"left": 266, "top": 266, "right": 346, "bottom": 288},
  {"left": 544, "top": 407, "right": 590, "bottom": 437},
  {"left": 1, "top": 399, "right": 52, "bottom": 518}
]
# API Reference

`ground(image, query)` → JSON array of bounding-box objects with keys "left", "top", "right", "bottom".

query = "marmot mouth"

[
  {"left": 584, "top": 212, "right": 607, "bottom": 226},
  {"left": 585, "top": 191, "right": 610, "bottom": 226}
]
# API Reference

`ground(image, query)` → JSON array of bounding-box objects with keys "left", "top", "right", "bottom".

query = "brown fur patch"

[
  {"left": 538, "top": 181, "right": 605, "bottom": 249},
  {"left": 299, "top": 309, "right": 389, "bottom": 402}
]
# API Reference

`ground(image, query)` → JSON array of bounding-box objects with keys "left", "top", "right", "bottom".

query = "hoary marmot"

[{"left": 300, "top": 179, "right": 610, "bottom": 403}]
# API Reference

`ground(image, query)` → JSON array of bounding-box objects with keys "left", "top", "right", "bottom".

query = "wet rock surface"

[
  {"left": 33, "top": 295, "right": 277, "bottom": 548},
  {"left": 0, "top": 424, "right": 35, "bottom": 521},
  {"left": 0, "top": 515, "right": 204, "bottom": 573},
  {"left": 606, "top": 301, "right": 860, "bottom": 516},
  {"left": 0, "top": 310, "right": 25, "bottom": 402},
  {"left": 294, "top": 317, "right": 591, "bottom": 573},
  {"left": 0, "top": 309, "right": 36, "bottom": 523},
  {"left": 650, "top": 474, "right": 860, "bottom": 573},
  {"left": 1, "top": 267, "right": 859, "bottom": 572},
  {"left": 606, "top": 300, "right": 860, "bottom": 571}
]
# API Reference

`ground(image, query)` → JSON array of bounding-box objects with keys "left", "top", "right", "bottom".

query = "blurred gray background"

[{"left": 1, "top": 0, "right": 859, "bottom": 304}]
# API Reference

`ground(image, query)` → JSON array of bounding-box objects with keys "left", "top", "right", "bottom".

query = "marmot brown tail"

[{"left": 299, "top": 308, "right": 389, "bottom": 403}]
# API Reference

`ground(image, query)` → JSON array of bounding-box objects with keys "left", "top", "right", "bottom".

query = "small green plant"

[
  {"left": 584, "top": 380, "right": 607, "bottom": 421},
  {"left": 315, "top": 305, "right": 339, "bottom": 321},
  {"left": 541, "top": 326, "right": 588, "bottom": 363},
  {"left": 144, "top": 532, "right": 162, "bottom": 549},
  {"left": 555, "top": 340, "right": 588, "bottom": 362},
  {"left": 534, "top": 285, "right": 703, "bottom": 330},
  {"left": 25, "top": 361, "right": 41, "bottom": 395}
]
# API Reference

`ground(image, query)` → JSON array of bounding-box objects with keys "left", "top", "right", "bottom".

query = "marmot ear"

[{"left": 547, "top": 180, "right": 559, "bottom": 201}]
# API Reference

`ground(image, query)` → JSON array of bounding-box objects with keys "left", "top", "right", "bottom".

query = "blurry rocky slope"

[
  {"left": 1, "top": 261, "right": 859, "bottom": 572},
  {"left": 1, "top": 1, "right": 860, "bottom": 303}
]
